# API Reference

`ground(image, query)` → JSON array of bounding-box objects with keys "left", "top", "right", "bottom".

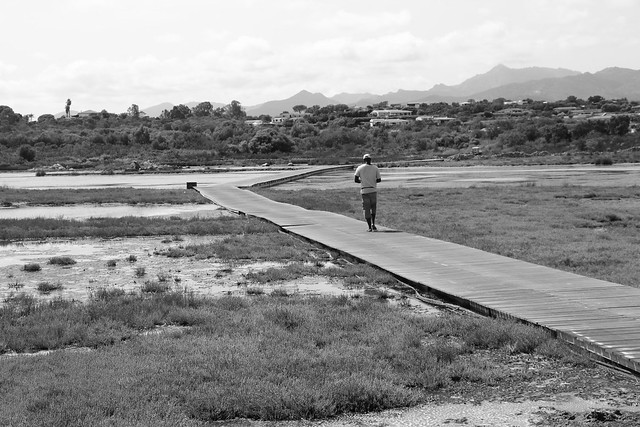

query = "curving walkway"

[{"left": 194, "top": 166, "right": 640, "bottom": 375}]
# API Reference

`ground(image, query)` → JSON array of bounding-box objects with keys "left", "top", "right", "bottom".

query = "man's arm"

[{"left": 355, "top": 176, "right": 361, "bottom": 183}]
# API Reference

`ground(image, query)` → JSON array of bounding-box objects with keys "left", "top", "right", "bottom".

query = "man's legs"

[
  {"left": 362, "top": 193, "right": 377, "bottom": 231},
  {"left": 370, "top": 192, "right": 377, "bottom": 231},
  {"left": 362, "top": 194, "right": 372, "bottom": 231}
]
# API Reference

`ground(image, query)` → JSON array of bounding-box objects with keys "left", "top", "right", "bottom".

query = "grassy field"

[
  {"left": 0, "top": 215, "right": 275, "bottom": 241},
  {"left": 1, "top": 287, "right": 581, "bottom": 425},
  {"left": 254, "top": 185, "right": 640, "bottom": 288}
]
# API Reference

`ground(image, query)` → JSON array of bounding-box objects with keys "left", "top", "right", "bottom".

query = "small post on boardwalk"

[{"left": 186, "top": 182, "right": 197, "bottom": 189}]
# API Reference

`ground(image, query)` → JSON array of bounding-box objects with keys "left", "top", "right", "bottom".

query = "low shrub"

[
  {"left": 106, "top": 259, "right": 117, "bottom": 267},
  {"left": 90, "top": 287, "right": 126, "bottom": 301},
  {"left": 22, "top": 263, "right": 41, "bottom": 272},
  {"left": 135, "top": 267, "right": 146, "bottom": 277},
  {"left": 141, "top": 280, "right": 171, "bottom": 294},
  {"left": 7, "top": 281, "right": 24, "bottom": 290},
  {"left": 245, "top": 286, "right": 265, "bottom": 295},
  {"left": 157, "top": 272, "right": 170, "bottom": 282},
  {"left": 36, "top": 281, "right": 64, "bottom": 293},
  {"left": 48, "top": 256, "right": 77, "bottom": 266},
  {"left": 128, "top": 254, "right": 137, "bottom": 262},
  {"left": 594, "top": 156, "right": 613, "bottom": 165}
]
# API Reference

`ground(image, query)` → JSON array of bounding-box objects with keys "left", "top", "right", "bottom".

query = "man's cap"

[{"left": 363, "top": 153, "right": 371, "bottom": 160}]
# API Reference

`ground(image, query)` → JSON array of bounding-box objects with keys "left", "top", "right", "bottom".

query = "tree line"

[{"left": 0, "top": 95, "right": 639, "bottom": 170}]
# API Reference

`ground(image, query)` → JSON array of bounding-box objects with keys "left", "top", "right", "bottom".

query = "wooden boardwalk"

[{"left": 194, "top": 168, "right": 640, "bottom": 374}]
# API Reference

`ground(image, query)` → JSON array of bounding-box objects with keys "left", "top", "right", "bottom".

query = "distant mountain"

[
  {"left": 245, "top": 90, "right": 334, "bottom": 116},
  {"left": 464, "top": 67, "right": 640, "bottom": 102},
  {"left": 428, "top": 64, "right": 581, "bottom": 98},
  {"left": 141, "top": 102, "right": 174, "bottom": 118},
  {"left": 344, "top": 65, "right": 579, "bottom": 106},
  {"left": 141, "top": 101, "right": 225, "bottom": 118},
  {"left": 329, "top": 92, "right": 377, "bottom": 105},
  {"left": 141, "top": 65, "right": 640, "bottom": 119}
]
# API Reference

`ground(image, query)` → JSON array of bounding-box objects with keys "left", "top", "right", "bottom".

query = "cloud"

[
  {"left": 156, "top": 33, "right": 184, "bottom": 44},
  {"left": 317, "top": 9, "right": 412, "bottom": 34}
]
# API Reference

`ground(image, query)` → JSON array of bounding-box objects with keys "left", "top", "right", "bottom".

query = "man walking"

[{"left": 354, "top": 153, "right": 381, "bottom": 232}]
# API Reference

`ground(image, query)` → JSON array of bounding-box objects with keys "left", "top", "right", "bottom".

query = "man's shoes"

[
  {"left": 371, "top": 225, "right": 377, "bottom": 232},
  {"left": 367, "top": 228, "right": 373, "bottom": 232}
]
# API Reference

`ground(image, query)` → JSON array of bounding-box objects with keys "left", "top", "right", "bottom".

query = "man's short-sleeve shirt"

[{"left": 354, "top": 164, "right": 381, "bottom": 194}]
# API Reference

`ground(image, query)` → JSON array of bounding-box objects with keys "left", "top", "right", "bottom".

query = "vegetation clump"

[
  {"left": 22, "top": 263, "right": 41, "bottom": 272},
  {"left": 48, "top": 256, "right": 77, "bottom": 266},
  {"left": 0, "top": 291, "right": 586, "bottom": 424},
  {"left": 36, "top": 281, "right": 64, "bottom": 293},
  {"left": 141, "top": 280, "right": 171, "bottom": 294}
]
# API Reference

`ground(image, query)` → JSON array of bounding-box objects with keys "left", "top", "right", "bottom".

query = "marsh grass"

[
  {"left": 36, "top": 281, "right": 64, "bottom": 293},
  {"left": 22, "top": 263, "right": 41, "bottom": 272},
  {"left": 245, "top": 286, "right": 265, "bottom": 295},
  {"left": 255, "top": 186, "right": 640, "bottom": 288},
  {"left": 141, "top": 280, "right": 171, "bottom": 294},
  {"left": 48, "top": 256, "right": 77, "bottom": 266},
  {"left": 0, "top": 215, "right": 276, "bottom": 241},
  {"left": 0, "top": 187, "right": 207, "bottom": 206},
  {"left": 161, "top": 231, "right": 329, "bottom": 262},
  {"left": 0, "top": 293, "right": 582, "bottom": 425}
]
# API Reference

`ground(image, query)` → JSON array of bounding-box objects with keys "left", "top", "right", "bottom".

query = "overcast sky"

[{"left": 3, "top": 0, "right": 639, "bottom": 117}]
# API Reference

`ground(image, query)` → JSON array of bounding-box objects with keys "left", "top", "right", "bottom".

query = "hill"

[
  {"left": 245, "top": 90, "right": 334, "bottom": 117},
  {"left": 135, "top": 65, "right": 640, "bottom": 118},
  {"left": 463, "top": 67, "right": 640, "bottom": 102}
]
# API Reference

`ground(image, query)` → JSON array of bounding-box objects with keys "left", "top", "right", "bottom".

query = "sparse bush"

[
  {"left": 270, "top": 288, "right": 290, "bottom": 297},
  {"left": 245, "top": 286, "right": 265, "bottom": 295},
  {"left": 22, "top": 263, "right": 41, "bottom": 272},
  {"left": 91, "top": 287, "right": 126, "bottom": 301},
  {"left": 135, "top": 266, "right": 146, "bottom": 277},
  {"left": 128, "top": 254, "right": 137, "bottom": 263},
  {"left": 7, "top": 281, "right": 24, "bottom": 290},
  {"left": 35, "top": 169, "right": 46, "bottom": 177},
  {"left": 594, "top": 156, "right": 613, "bottom": 165},
  {"left": 36, "top": 281, "right": 64, "bottom": 293},
  {"left": 141, "top": 280, "right": 170, "bottom": 294},
  {"left": 106, "top": 259, "right": 117, "bottom": 267},
  {"left": 48, "top": 256, "right": 77, "bottom": 266}
]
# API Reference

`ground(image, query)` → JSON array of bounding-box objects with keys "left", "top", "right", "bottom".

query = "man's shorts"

[{"left": 361, "top": 192, "right": 377, "bottom": 218}]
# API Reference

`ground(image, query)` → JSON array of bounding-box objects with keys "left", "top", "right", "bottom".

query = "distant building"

[
  {"left": 370, "top": 109, "right": 413, "bottom": 118},
  {"left": 271, "top": 111, "right": 307, "bottom": 126},
  {"left": 494, "top": 108, "right": 528, "bottom": 117},
  {"left": 369, "top": 118, "right": 409, "bottom": 127},
  {"left": 416, "top": 116, "right": 456, "bottom": 125}
]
